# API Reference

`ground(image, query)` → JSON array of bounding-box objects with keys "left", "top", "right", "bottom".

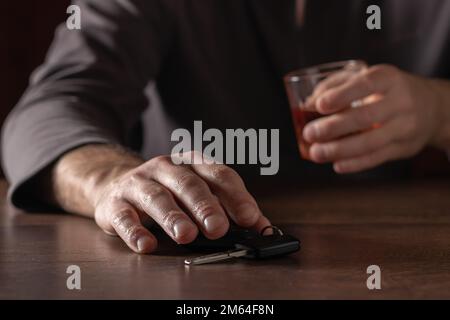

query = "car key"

[
  {"left": 183, "top": 225, "right": 259, "bottom": 251},
  {"left": 184, "top": 233, "right": 300, "bottom": 265}
]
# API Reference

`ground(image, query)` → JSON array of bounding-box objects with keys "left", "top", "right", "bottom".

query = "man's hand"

[
  {"left": 302, "top": 64, "right": 450, "bottom": 173},
  {"left": 47, "top": 146, "right": 270, "bottom": 254}
]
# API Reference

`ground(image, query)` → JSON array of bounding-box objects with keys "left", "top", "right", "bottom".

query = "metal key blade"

[{"left": 184, "top": 249, "right": 248, "bottom": 266}]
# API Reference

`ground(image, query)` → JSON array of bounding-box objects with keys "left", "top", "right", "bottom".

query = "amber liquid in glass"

[{"left": 291, "top": 106, "right": 322, "bottom": 160}]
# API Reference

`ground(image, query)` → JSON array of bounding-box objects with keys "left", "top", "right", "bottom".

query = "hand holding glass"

[{"left": 284, "top": 60, "right": 367, "bottom": 160}]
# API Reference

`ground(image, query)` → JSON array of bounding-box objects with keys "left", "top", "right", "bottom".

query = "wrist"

[{"left": 52, "top": 144, "right": 144, "bottom": 215}]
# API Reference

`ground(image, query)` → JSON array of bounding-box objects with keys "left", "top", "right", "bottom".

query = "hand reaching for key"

[
  {"left": 301, "top": 64, "right": 450, "bottom": 173},
  {"left": 45, "top": 146, "right": 271, "bottom": 254}
]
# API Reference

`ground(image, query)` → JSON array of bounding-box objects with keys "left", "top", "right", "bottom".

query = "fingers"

[
  {"left": 315, "top": 65, "right": 396, "bottom": 114},
  {"left": 333, "top": 144, "right": 404, "bottom": 174},
  {"left": 151, "top": 157, "right": 229, "bottom": 239},
  {"left": 124, "top": 178, "right": 199, "bottom": 244},
  {"left": 95, "top": 151, "right": 271, "bottom": 253},
  {"left": 189, "top": 160, "right": 270, "bottom": 230},
  {"left": 303, "top": 97, "right": 395, "bottom": 143},
  {"left": 96, "top": 201, "right": 158, "bottom": 254},
  {"left": 298, "top": 64, "right": 423, "bottom": 173},
  {"left": 253, "top": 215, "right": 273, "bottom": 234},
  {"left": 308, "top": 117, "right": 404, "bottom": 163},
  {"left": 303, "top": 70, "right": 356, "bottom": 111}
]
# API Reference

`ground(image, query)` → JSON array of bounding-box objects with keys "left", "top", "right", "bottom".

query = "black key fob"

[
  {"left": 236, "top": 234, "right": 301, "bottom": 259},
  {"left": 183, "top": 226, "right": 259, "bottom": 251}
]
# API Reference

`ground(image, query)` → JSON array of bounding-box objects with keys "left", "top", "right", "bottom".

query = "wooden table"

[{"left": 1, "top": 178, "right": 450, "bottom": 299}]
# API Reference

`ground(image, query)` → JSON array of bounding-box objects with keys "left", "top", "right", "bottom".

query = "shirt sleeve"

[{"left": 1, "top": 0, "right": 174, "bottom": 209}]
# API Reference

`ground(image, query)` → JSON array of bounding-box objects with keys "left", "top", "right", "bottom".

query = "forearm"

[
  {"left": 430, "top": 79, "right": 450, "bottom": 151},
  {"left": 44, "top": 144, "right": 144, "bottom": 217}
]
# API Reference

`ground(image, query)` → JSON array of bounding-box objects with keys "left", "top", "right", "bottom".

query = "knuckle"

[
  {"left": 127, "top": 171, "right": 147, "bottom": 187},
  {"left": 150, "top": 155, "right": 172, "bottom": 168},
  {"left": 316, "top": 120, "right": 332, "bottom": 138},
  {"left": 192, "top": 199, "right": 217, "bottom": 220},
  {"left": 141, "top": 184, "right": 168, "bottom": 204},
  {"left": 110, "top": 209, "right": 135, "bottom": 231},
  {"left": 160, "top": 210, "right": 187, "bottom": 230},
  {"left": 387, "top": 64, "right": 399, "bottom": 73},
  {"left": 323, "top": 144, "right": 338, "bottom": 159},
  {"left": 174, "top": 173, "right": 201, "bottom": 193},
  {"left": 106, "top": 174, "right": 135, "bottom": 200},
  {"left": 381, "top": 64, "right": 396, "bottom": 72},
  {"left": 210, "top": 165, "right": 237, "bottom": 184},
  {"left": 360, "top": 64, "right": 397, "bottom": 92},
  {"left": 111, "top": 210, "right": 130, "bottom": 227},
  {"left": 313, "top": 143, "right": 336, "bottom": 162},
  {"left": 374, "top": 64, "right": 398, "bottom": 77},
  {"left": 368, "top": 65, "right": 382, "bottom": 74},
  {"left": 124, "top": 224, "right": 143, "bottom": 243},
  {"left": 107, "top": 181, "right": 126, "bottom": 201}
]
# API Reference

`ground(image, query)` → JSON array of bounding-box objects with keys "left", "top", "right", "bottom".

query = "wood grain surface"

[{"left": 1, "top": 178, "right": 450, "bottom": 299}]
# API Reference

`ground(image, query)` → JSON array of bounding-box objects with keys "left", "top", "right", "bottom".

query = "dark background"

[
  {"left": 1, "top": 1, "right": 69, "bottom": 125},
  {"left": 1, "top": 1, "right": 448, "bottom": 177},
  {"left": 1, "top": 1, "right": 70, "bottom": 176}
]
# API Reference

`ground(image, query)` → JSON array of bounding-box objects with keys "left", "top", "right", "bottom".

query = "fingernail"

[
  {"left": 237, "top": 203, "right": 258, "bottom": 226},
  {"left": 262, "top": 229, "right": 274, "bottom": 236},
  {"left": 137, "top": 235, "right": 153, "bottom": 253},
  {"left": 204, "top": 215, "right": 226, "bottom": 233},
  {"left": 173, "top": 220, "right": 194, "bottom": 239}
]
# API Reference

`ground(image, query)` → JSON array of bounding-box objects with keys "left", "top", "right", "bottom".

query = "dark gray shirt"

[{"left": 2, "top": 0, "right": 449, "bottom": 208}]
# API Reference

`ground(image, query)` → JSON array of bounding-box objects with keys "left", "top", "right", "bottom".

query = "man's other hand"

[{"left": 302, "top": 65, "right": 450, "bottom": 173}]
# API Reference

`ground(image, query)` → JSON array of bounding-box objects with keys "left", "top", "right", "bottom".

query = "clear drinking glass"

[{"left": 284, "top": 60, "right": 367, "bottom": 160}]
